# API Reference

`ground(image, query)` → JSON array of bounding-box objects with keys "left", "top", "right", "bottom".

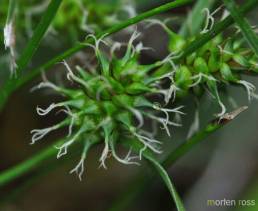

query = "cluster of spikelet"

[
  {"left": 147, "top": 18, "right": 258, "bottom": 117},
  {"left": 31, "top": 31, "right": 184, "bottom": 180},
  {"left": 31, "top": 7, "right": 258, "bottom": 180},
  {"left": 31, "top": 20, "right": 258, "bottom": 179}
]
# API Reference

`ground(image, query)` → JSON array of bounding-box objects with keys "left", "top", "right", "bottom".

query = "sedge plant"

[{"left": 0, "top": 0, "right": 258, "bottom": 210}]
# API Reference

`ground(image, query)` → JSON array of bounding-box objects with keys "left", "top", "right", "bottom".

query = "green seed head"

[{"left": 31, "top": 33, "right": 183, "bottom": 179}]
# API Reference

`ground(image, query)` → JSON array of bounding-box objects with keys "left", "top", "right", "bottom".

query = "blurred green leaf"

[
  {"left": 223, "top": 0, "right": 258, "bottom": 56},
  {"left": 16, "top": 0, "right": 63, "bottom": 74}
]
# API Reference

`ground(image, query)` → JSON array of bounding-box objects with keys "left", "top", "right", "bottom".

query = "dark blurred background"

[{"left": 0, "top": 0, "right": 258, "bottom": 211}]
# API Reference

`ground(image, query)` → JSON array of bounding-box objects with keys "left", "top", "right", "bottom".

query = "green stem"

[
  {"left": 0, "top": 139, "right": 65, "bottom": 187},
  {"left": 0, "top": 0, "right": 193, "bottom": 110},
  {"left": 223, "top": 0, "right": 258, "bottom": 56},
  {"left": 145, "top": 154, "right": 186, "bottom": 211},
  {"left": 16, "top": 0, "right": 63, "bottom": 75},
  {"left": 0, "top": 145, "right": 80, "bottom": 205},
  {"left": 6, "top": 0, "right": 16, "bottom": 24},
  {"left": 108, "top": 107, "right": 246, "bottom": 211},
  {"left": 0, "top": 0, "right": 63, "bottom": 109}
]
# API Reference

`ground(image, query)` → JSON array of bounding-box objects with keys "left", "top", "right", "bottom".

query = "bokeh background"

[{"left": 0, "top": 0, "right": 258, "bottom": 210}]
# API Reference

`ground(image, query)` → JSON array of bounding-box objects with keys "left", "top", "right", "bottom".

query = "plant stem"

[
  {"left": 0, "top": 139, "right": 65, "bottom": 187},
  {"left": 1, "top": 0, "right": 63, "bottom": 110},
  {"left": 145, "top": 155, "right": 186, "bottom": 211},
  {"left": 0, "top": 146, "right": 80, "bottom": 205},
  {"left": 16, "top": 0, "right": 63, "bottom": 75},
  {"left": 223, "top": 0, "right": 258, "bottom": 56},
  {"left": 108, "top": 107, "right": 247, "bottom": 211},
  {"left": 6, "top": 0, "right": 16, "bottom": 24}
]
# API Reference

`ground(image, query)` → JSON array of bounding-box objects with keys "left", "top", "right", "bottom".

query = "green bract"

[{"left": 31, "top": 32, "right": 184, "bottom": 180}]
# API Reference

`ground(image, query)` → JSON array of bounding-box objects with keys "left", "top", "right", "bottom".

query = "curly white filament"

[
  {"left": 201, "top": 6, "right": 222, "bottom": 34},
  {"left": 122, "top": 4, "right": 136, "bottom": 18},
  {"left": 157, "top": 84, "right": 180, "bottom": 104},
  {"left": 145, "top": 19, "right": 171, "bottom": 32},
  {"left": 63, "top": 60, "right": 90, "bottom": 89},
  {"left": 153, "top": 104, "right": 185, "bottom": 124},
  {"left": 143, "top": 112, "right": 182, "bottom": 136},
  {"left": 99, "top": 135, "right": 110, "bottom": 169},
  {"left": 59, "top": 106, "right": 77, "bottom": 137},
  {"left": 187, "top": 109, "right": 200, "bottom": 138},
  {"left": 127, "top": 107, "right": 144, "bottom": 128},
  {"left": 161, "top": 52, "right": 183, "bottom": 70},
  {"left": 30, "top": 81, "right": 60, "bottom": 93},
  {"left": 56, "top": 139, "right": 74, "bottom": 159},
  {"left": 122, "top": 30, "right": 141, "bottom": 61},
  {"left": 135, "top": 42, "right": 154, "bottom": 54},
  {"left": 4, "top": 22, "right": 15, "bottom": 49},
  {"left": 139, "top": 145, "right": 147, "bottom": 160},
  {"left": 205, "top": 86, "right": 227, "bottom": 117},
  {"left": 31, "top": 124, "right": 61, "bottom": 144},
  {"left": 70, "top": 155, "right": 85, "bottom": 181},
  {"left": 111, "top": 143, "right": 140, "bottom": 166},
  {"left": 217, "top": 97, "right": 227, "bottom": 117},
  {"left": 190, "top": 73, "right": 217, "bottom": 87},
  {"left": 4, "top": 22, "right": 17, "bottom": 75},
  {"left": 36, "top": 102, "right": 65, "bottom": 116},
  {"left": 111, "top": 42, "right": 123, "bottom": 55},
  {"left": 69, "top": 140, "right": 91, "bottom": 181},
  {"left": 238, "top": 80, "right": 256, "bottom": 102},
  {"left": 56, "top": 128, "right": 84, "bottom": 159},
  {"left": 85, "top": 33, "right": 109, "bottom": 53},
  {"left": 133, "top": 132, "right": 162, "bottom": 156}
]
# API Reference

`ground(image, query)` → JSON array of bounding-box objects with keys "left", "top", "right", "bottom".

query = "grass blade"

[
  {"left": 179, "top": 0, "right": 217, "bottom": 37},
  {"left": 120, "top": 138, "right": 185, "bottom": 210},
  {"left": 223, "top": 0, "right": 258, "bottom": 56},
  {"left": 6, "top": 0, "right": 16, "bottom": 24},
  {"left": 16, "top": 0, "right": 63, "bottom": 74},
  {"left": 145, "top": 154, "right": 186, "bottom": 211}
]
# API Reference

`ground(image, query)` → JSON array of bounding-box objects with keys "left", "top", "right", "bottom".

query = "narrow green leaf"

[
  {"left": 179, "top": 0, "right": 217, "bottom": 37},
  {"left": 223, "top": 0, "right": 258, "bottom": 56},
  {"left": 6, "top": 0, "right": 16, "bottom": 24},
  {"left": 145, "top": 154, "right": 186, "bottom": 211},
  {"left": 120, "top": 138, "right": 185, "bottom": 210},
  {"left": 16, "top": 0, "right": 63, "bottom": 74}
]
